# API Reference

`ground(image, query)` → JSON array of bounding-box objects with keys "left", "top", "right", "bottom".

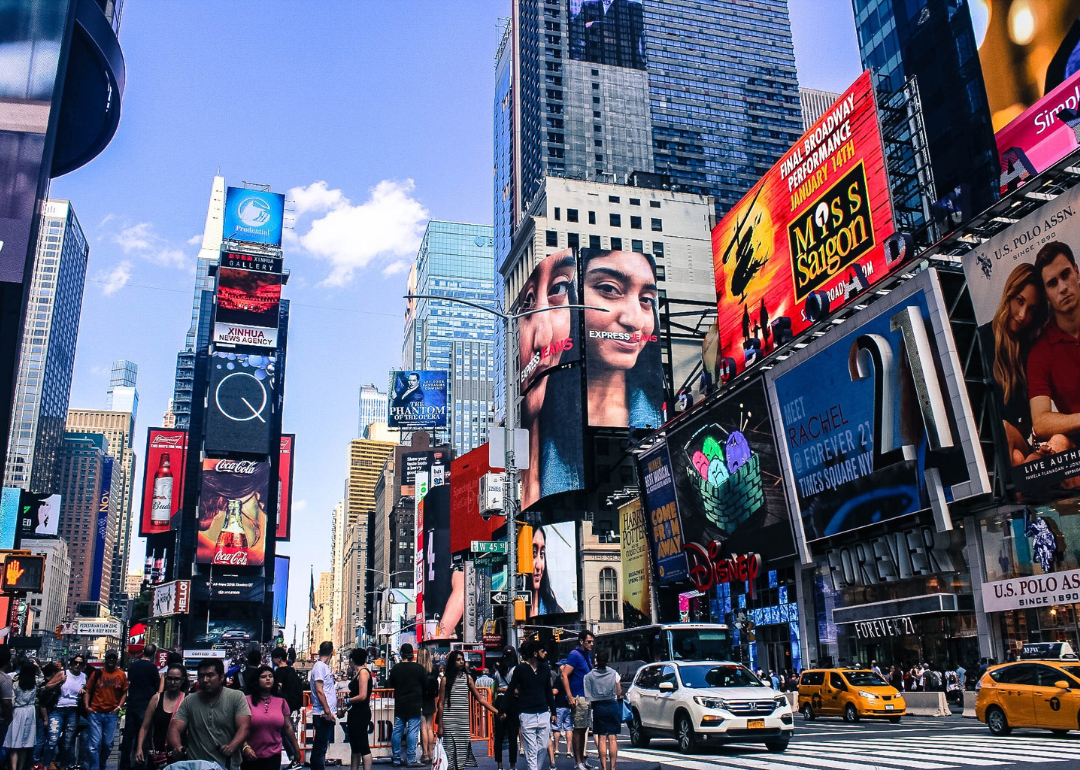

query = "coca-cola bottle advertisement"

[{"left": 197, "top": 458, "right": 269, "bottom": 567}]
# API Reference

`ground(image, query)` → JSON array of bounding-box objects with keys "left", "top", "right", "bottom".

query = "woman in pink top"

[{"left": 241, "top": 666, "right": 300, "bottom": 770}]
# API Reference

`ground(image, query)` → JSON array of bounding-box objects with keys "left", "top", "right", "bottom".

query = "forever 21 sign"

[{"left": 852, "top": 616, "right": 916, "bottom": 639}]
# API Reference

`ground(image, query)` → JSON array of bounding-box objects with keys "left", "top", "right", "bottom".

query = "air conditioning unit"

[{"left": 479, "top": 473, "right": 506, "bottom": 520}]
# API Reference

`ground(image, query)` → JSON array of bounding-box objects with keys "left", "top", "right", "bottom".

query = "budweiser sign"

[
  {"left": 150, "top": 434, "right": 185, "bottom": 448},
  {"left": 213, "top": 459, "right": 259, "bottom": 474}
]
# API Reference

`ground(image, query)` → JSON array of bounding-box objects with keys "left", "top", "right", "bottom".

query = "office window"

[
  {"left": 595, "top": 154, "right": 604, "bottom": 162},
  {"left": 594, "top": 124, "right": 602, "bottom": 133},
  {"left": 592, "top": 82, "right": 600, "bottom": 90},
  {"left": 631, "top": 239, "right": 643, "bottom": 252},
  {"left": 546, "top": 230, "right": 558, "bottom": 247},
  {"left": 655, "top": 265, "right": 666, "bottom": 280},
  {"left": 629, "top": 198, "right": 640, "bottom": 206},
  {"left": 592, "top": 96, "right": 600, "bottom": 104},
  {"left": 652, "top": 241, "right": 664, "bottom": 257},
  {"left": 568, "top": 233, "right": 580, "bottom": 248},
  {"left": 630, "top": 216, "right": 642, "bottom": 230},
  {"left": 599, "top": 568, "right": 619, "bottom": 621},
  {"left": 567, "top": 209, "right": 579, "bottom": 223},
  {"left": 591, "top": 68, "right": 599, "bottom": 76},
  {"left": 610, "top": 237, "right": 623, "bottom": 251},
  {"left": 650, "top": 201, "right": 661, "bottom": 208},
  {"left": 593, "top": 110, "right": 601, "bottom": 118},
  {"left": 588, "top": 211, "right": 596, "bottom": 225},
  {"left": 609, "top": 213, "right": 621, "bottom": 227},
  {"left": 554, "top": 207, "right": 560, "bottom": 220},
  {"left": 608, "top": 195, "right": 620, "bottom": 203},
  {"left": 589, "top": 235, "right": 602, "bottom": 249},
  {"left": 593, "top": 139, "right": 603, "bottom": 147},
  {"left": 651, "top": 218, "right": 663, "bottom": 232}
]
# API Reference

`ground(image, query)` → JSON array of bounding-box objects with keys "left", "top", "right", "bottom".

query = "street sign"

[
  {"left": 183, "top": 649, "right": 226, "bottom": 659},
  {"left": 74, "top": 620, "right": 122, "bottom": 637},
  {"left": 471, "top": 540, "right": 507, "bottom": 555},
  {"left": 490, "top": 590, "right": 509, "bottom": 605},
  {"left": 489, "top": 428, "right": 530, "bottom": 470}
]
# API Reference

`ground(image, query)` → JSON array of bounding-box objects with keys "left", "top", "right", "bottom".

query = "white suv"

[{"left": 625, "top": 661, "right": 794, "bottom": 754}]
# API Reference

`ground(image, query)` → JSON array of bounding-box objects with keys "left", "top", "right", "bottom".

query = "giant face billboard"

[
  {"left": 141, "top": 429, "right": 187, "bottom": 536},
  {"left": 962, "top": 184, "right": 1080, "bottom": 493},
  {"left": 205, "top": 352, "right": 275, "bottom": 456},
  {"left": 528, "top": 520, "right": 578, "bottom": 618},
  {"left": 766, "top": 269, "right": 989, "bottom": 548},
  {"left": 515, "top": 249, "right": 585, "bottom": 511},
  {"left": 277, "top": 435, "right": 294, "bottom": 541},
  {"left": 197, "top": 458, "right": 270, "bottom": 567},
  {"left": 388, "top": 370, "right": 448, "bottom": 429},
  {"left": 223, "top": 187, "right": 285, "bottom": 247},
  {"left": 214, "top": 267, "right": 281, "bottom": 349},
  {"left": 581, "top": 249, "right": 665, "bottom": 428},
  {"left": 711, "top": 70, "right": 896, "bottom": 379}
]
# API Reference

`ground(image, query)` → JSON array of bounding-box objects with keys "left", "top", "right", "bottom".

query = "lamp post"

[{"left": 404, "top": 293, "right": 607, "bottom": 647}]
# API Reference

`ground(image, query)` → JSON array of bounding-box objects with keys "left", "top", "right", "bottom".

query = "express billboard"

[
  {"left": 711, "top": 70, "right": 896, "bottom": 378},
  {"left": 765, "top": 269, "right": 989, "bottom": 548},
  {"left": 400, "top": 450, "right": 449, "bottom": 497},
  {"left": 277, "top": 435, "right": 294, "bottom": 541},
  {"left": 581, "top": 249, "right": 665, "bottom": 428},
  {"left": 204, "top": 352, "right": 275, "bottom": 456},
  {"left": 388, "top": 370, "right": 448, "bottom": 429},
  {"left": 141, "top": 429, "right": 187, "bottom": 536},
  {"left": 222, "top": 187, "right": 285, "bottom": 247},
  {"left": 213, "top": 267, "right": 281, "bottom": 349},
  {"left": 962, "top": 183, "right": 1080, "bottom": 493},
  {"left": 449, "top": 444, "right": 497, "bottom": 554},
  {"left": 197, "top": 458, "right": 270, "bottom": 567}
]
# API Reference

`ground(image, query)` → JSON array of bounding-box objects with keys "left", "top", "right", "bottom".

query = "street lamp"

[{"left": 404, "top": 292, "right": 608, "bottom": 646}]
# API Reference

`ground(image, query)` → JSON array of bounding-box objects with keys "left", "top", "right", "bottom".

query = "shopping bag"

[
  {"left": 621, "top": 700, "right": 633, "bottom": 723},
  {"left": 431, "top": 738, "right": 448, "bottom": 770}
]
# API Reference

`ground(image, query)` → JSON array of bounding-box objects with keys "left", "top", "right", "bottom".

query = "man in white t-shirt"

[
  {"left": 51, "top": 655, "right": 87, "bottom": 767},
  {"left": 309, "top": 642, "right": 338, "bottom": 770}
]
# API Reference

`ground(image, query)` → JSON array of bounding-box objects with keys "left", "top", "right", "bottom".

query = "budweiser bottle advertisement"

[
  {"left": 154, "top": 553, "right": 165, "bottom": 583},
  {"left": 150, "top": 453, "right": 174, "bottom": 524},
  {"left": 214, "top": 498, "right": 250, "bottom": 566}
]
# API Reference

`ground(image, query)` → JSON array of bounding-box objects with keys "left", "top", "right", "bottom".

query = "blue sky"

[{"left": 50, "top": 1, "right": 862, "bottom": 642}]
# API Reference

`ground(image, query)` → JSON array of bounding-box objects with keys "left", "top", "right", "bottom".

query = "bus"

[{"left": 593, "top": 624, "right": 732, "bottom": 681}]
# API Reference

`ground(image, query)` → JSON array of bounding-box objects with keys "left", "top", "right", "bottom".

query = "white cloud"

[
  {"left": 293, "top": 499, "right": 308, "bottom": 513},
  {"left": 94, "top": 260, "right": 133, "bottom": 296},
  {"left": 104, "top": 220, "right": 189, "bottom": 268},
  {"left": 289, "top": 179, "right": 428, "bottom": 286},
  {"left": 187, "top": 234, "right": 202, "bottom": 245},
  {"left": 381, "top": 260, "right": 410, "bottom": 277}
]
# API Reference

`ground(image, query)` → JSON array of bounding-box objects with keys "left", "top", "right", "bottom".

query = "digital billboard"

[
  {"left": 711, "top": 70, "right": 896, "bottom": 378},
  {"left": 273, "top": 555, "right": 290, "bottom": 628},
  {"left": 568, "top": 0, "right": 645, "bottom": 70},
  {"left": 214, "top": 267, "right": 281, "bottom": 349},
  {"left": 449, "top": 444, "right": 497, "bottom": 554},
  {"left": 637, "top": 443, "right": 686, "bottom": 585},
  {"left": 514, "top": 249, "right": 585, "bottom": 510},
  {"left": 204, "top": 352, "right": 275, "bottom": 455},
  {"left": 222, "top": 187, "right": 285, "bottom": 247},
  {"left": 400, "top": 450, "right": 449, "bottom": 497},
  {"left": 421, "top": 485, "right": 460, "bottom": 639},
  {"left": 962, "top": 183, "right": 1080, "bottom": 493},
  {"left": 996, "top": 68, "right": 1080, "bottom": 195},
  {"left": 197, "top": 458, "right": 270, "bottom": 567},
  {"left": 89, "top": 458, "right": 114, "bottom": 603},
  {"left": 766, "top": 269, "right": 989, "bottom": 546},
  {"left": 619, "top": 498, "right": 652, "bottom": 626},
  {"left": 220, "top": 249, "right": 283, "bottom": 273},
  {"left": 22, "top": 493, "right": 60, "bottom": 538},
  {"left": 388, "top": 370, "right": 448, "bottom": 429},
  {"left": 528, "top": 520, "right": 578, "bottom": 618},
  {"left": 277, "top": 435, "right": 294, "bottom": 541},
  {"left": 140, "top": 429, "right": 187, "bottom": 536},
  {"left": 581, "top": 249, "right": 665, "bottom": 428},
  {"left": 0, "top": 488, "right": 19, "bottom": 550}
]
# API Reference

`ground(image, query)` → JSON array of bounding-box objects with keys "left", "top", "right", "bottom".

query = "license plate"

[
  {"left": 747, "top": 719, "right": 765, "bottom": 729},
  {"left": 885, "top": 705, "right": 894, "bottom": 711}
]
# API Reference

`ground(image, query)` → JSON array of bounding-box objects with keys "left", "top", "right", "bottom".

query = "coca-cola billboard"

[
  {"left": 197, "top": 458, "right": 269, "bottom": 567},
  {"left": 277, "top": 435, "right": 294, "bottom": 541},
  {"left": 140, "top": 429, "right": 188, "bottom": 537}
]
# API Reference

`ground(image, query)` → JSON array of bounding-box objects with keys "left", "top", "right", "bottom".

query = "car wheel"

[
  {"left": 676, "top": 712, "right": 698, "bottom": 754},
  {"left": 628, "top": 711, "right": 650, "bottom": 748},
  {"left": 888, "top": 716, "right": 902, "bottom": 724},
  {"left": 765, "top": 737, "right": 790, "bottom": 753},
  {"left": 843, "top": 703, "right": 860, "bottom": 723},
  {"left": 1051, "top": 729, "right": 1070, "bottom": 737},
  {"left": 986, "top": 706, "right": 1011, "bottom": 737},
  {"left": 800, "top": 703, "right": 815, "bottom": 721}
]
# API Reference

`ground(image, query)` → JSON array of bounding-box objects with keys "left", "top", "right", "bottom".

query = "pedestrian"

[
  {"left": 167, "top": 657, "right": 251, "bottom": 768},
  {"left": 270, "top": 645, "right": 303, "bottom": 767},
  {"left": 493, "top": 648, "right": 519, "bottom": 770},
  {"left": 438, "top": 651, "right": 497, "bottom": 770},
  {"left": 559, "top": 631, "right": 594, "bottom": 770},
  {"left": 768, "top": 670, "right": 779, "bottom": 689},
  {"left": 889, "top": 665, "right": 903, "bottom": 692},
  {"left": 417, "top": 648, "right": 438, "bottom": 764},
  {"left": 240, "top": 649, "right": 263, "bottom": 696},
  {"left": 583, "top": 651, "right": 621, "bottom": 770},
  {"left": 287, "top": 647, "right": 297, "bottom": 666},
  {"left": 0, "top": 647, "right": 14, "bottom": 750},
  {"left": 308, "top": 642, "right": 338, "bottom": 770},
  {"left": 6, "top": 660, "right": 38, "bottom": 770},
  {"left": 386, "top": 643, "right": 426, "bottom": 768},
  {"left": 507, "top": 642, "right": 556, "bottom": 770},
  {"left": 135, "top": 663, "right": 186, "bottom": 770},
  {"left": 957, "top": 662, "right": 967, "bottom": 691},
  {"left": 549, "top": 661, "right": 571, "bottom": 770},
  {"left": 49, "top": 656, "right": 84, "bottom": 770},
  {"left": 83, "top": 651, "right": 128, "bottom": 770},
  {"left": 33, "top": 661, "right": 62, "bottom": 768},
  {"left": 870, "top": 660, "right": 881, "bottom": 676},
  {"left": 242, "top": 665, "right": 300, "bottom": 770},
  {"left": 119, "top": 643, "right": 160, "bottom": 770},
  {"left": 475, "top": 666, "right": 495, "bottom": 693},
  {"left": 345, "top": 648, "right": 373, "bottom": 770}
]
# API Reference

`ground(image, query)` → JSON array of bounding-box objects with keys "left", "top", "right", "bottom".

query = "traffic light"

[
  {"left": 1, "top": 555, "right": 45, "bottom": 592},
  {"left": 517, "top": 524, "right": 533, "bottom": 574}
]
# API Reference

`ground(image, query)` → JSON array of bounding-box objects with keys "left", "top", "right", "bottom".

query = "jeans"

[
  {"left": 309, "top": 717, "right": 334, "bottom": 770},
  {"left": 518, "top": 713, "right": 551, "bottom": 770},
  {"left": 33, "top": 717, "right": 46, "bottom": 764},
  {"left": 390, "top": 716, "right": 420, "bottom": 764},
  {"left": 49, "top": 708, "right": 80, "bottom": 768},
  {"left": 87, "top": 713, "right": 119, "bottom": 770}
]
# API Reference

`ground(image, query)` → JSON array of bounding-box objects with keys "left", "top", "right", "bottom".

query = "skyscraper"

[
  {"left": 5, "top": 200, "right": 89, "bottom": 495},
  {"left": 799, "top": 87, "right": 841, "bottom": 130},
  {"left": 358, "top": 384, "right": 388, "bottom": 439},
  {"left": 402, "top": 222, "right": 497, "bottom": 454},
  {"left": 106, "top": 359, "right": 139, "bottom": 417}
]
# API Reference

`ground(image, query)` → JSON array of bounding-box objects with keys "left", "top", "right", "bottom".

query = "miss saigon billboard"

[{"left": 712, "top": 70, "right": 897, "bottom": 377}]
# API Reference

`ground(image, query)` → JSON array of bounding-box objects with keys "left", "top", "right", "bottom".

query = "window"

[
  {"left": 659, "top": 666, "right": 679, "bottom": 690},
  {"left": 651, "top": 218, "right": 663, "bottom": 232},
  {"left": 593, "top": 139, "right": 603, "bottom": 147},
  {"left": 599, "top": 567, "right": 619, "bottom": 620},
  {"left": 608, "top": 195, "right": 620, "bottom": 203},
  {"left": 594, "top": 124, "right": 602, "bottom": 133},
  {"left": 567, "top": 209, "right": 579, "bottom": 223},
  {"left": 593, "top": 96, "right": 600, "bottom": 104},
  {"left": 591, "top": 68, "right": 599, "bottom": 76},
  {"left": 567, "top": 233, "right": 579, "bottom": 248},
  {"left": 609, "top": 213, "right": 621, "bottom": 227},
  {"left": 588, "top": 211, "right": 596, "bottom": 225},
  {"left": 631, "top": 239, "right": 643, "bottom": 252},
  {"left": 829, "top": 672, "right": 846, "bottom": 689},
  {"left": 652, "top": 241, "right": 664, "bottom": 257},
  {"left": 655, "top": 265, "right": 666, "bottom": 280},
  {"left": 546, "top": 230, "right": 558, "bottom": 247},
  {"left": 595, "top": 155, "right": 604, "bottom": 163},
  {"left": 650, "top": 200, "right": 661, "bottom": 208},
  {"left": 610, "top": 237, "right": 622, "bottom": 251},
  {"left": 593, "top": 110, "right": 601, "bottom": 118},
  {"left": 554, "top": 207, "right": 560, "bottom": 220},
  {"left": 589, "top": 235, "right": 601, "bottom": 249},
  {"left": 592, "top": 82, "right": 600, "bottom": 90},
  {"left": 630, "top": 215, "right": 642, "bottom": 230}
]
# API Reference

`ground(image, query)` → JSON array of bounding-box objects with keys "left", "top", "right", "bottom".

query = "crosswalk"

[{"left": 618, "top": 732, "right": 1080, "bottom": 768}]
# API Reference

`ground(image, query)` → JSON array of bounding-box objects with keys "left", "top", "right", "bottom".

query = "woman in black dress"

[
  {"left": 345, "top": 648, "right": 372, "bottom": 770},
  {"left": 135, "top": 665, "right": 187, "bottom": 768}
]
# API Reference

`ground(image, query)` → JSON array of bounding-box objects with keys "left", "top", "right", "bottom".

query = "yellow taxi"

[
  {"left": 976, "top": 642, "right": 1080, "bottom": 736},
  {"left": 797, "top": 667, "right": 905, "bottom": 723}
]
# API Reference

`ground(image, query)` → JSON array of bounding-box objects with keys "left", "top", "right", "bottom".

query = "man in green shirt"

[{"left": 168, "top": 658, "right": 251, "bottom": 768}]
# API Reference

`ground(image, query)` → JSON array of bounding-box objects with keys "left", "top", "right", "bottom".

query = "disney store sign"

[{"left": 981, "top": 567, "right": 1080, "bottom": 613}]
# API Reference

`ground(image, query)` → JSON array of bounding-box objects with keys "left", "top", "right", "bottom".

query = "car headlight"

[
  {"left": 773, "top": 696, "right": 787, "bottom": 709},
  {"left": 858, "top": 690, "right": 877, "bottom": 700},
  {"left": 693, "top": 696, "right": 727, "bottom": 710}
]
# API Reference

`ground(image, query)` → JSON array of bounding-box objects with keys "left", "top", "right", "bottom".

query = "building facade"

[
  {"left": 798, "top": 87, "right": 840, "bottom": 130},
  {"left": 5, "top": 200, "right": 89, "bottom": 495},
  {"left": 23, "top": 537, "right": 70, "bottom": 638},
  {"left": 358, "top": 384, "right": 388, "bottom": 439}
]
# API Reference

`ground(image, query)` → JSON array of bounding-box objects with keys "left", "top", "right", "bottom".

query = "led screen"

[
  {"left": 528, "top": 520, "right": 578, "bottom": 617},
  {"left": 388, "top": 370, "right": 448, "bottom": 429},
  {"left": 197, "top": 458, "right": 270, "bottom": 567},
  {"left": 222, "top": 187, "right": 285, "bottom": 247},
  {"left": 204, "top": 352, "right": 276, "bottom": 456},
  {"left": 140, "top": 429, "right": 187, "bottom": 536}
]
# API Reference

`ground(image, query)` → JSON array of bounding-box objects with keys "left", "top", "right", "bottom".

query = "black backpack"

[
  {"left": 277, "top": 667, "right": 303, "bottom": 713},
  {"left": 424, "top": 670, "right": 440, "bottom": 700}
]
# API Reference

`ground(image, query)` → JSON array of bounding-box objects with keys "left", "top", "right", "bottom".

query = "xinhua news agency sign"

[{"left": 981, "top": 568, "right": 1080, "bottom": 613}]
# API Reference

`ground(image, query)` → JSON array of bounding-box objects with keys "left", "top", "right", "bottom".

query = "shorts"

[
  {"left": 554, "top": 708, "right": 573, "bottom": 732},
  {"left": 573, "top": 697, "right": 591, "bottom": 730}
]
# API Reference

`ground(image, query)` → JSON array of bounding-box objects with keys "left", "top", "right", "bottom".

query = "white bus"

[{"left": 594, "top": 623, "right": 732, "bottom": 681}]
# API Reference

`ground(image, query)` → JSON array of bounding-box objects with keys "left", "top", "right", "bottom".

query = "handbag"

[
  {"left": 620, "top": 700, "right": 632, "bottom": 723},
  {"left": 431, "top": 738, "right": 448, "bottom": 770}
]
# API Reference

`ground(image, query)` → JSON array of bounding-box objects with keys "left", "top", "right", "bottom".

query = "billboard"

[
  {"left": 277, "top": 435, "right": 294, "bottom": 540},
  {"left": 273, "top": 555, "right": 290, "bottom": 628},
  {"left": 0, "top": 489, "right": 18, "bottom": 550},
  {"left": 192, "top": 574, "right": 265, "bottom": 602},
  {"left": 711, "top": 70, "right": 896, "bottom": 379},
  {"left": 421, "top": 485, "right": 460, "bottom": 639},
  {"left": 638, "top": 443, "right": 687, "bottom": 584},
  {"left": 449, "top": 444, "right": 497, "bottom": 554},
  {"left": 619, "top": 498, "right": 652, "bottom": 626},
  {"left": 213, "top": 267, "right": 281, "bottom": 349},
  {"left": 19, "top": 493, "right": 60, "bottom": 538},
  {"left": 962, "top": 184, "right": 1080, "bottom": 492},
  {"left": 528, "top": 520, "right": 578, "bottom": 618},
  {"left": 204, "top": 352, "right": 275, "bottom": 455},
  {"left": 766, "top": 269, "right": 989, "bottom": 547},
  {"left": 197, "top": 458, "right": 270, "bottom": 567},
  {"left": 222, "top": 187, "right": 285, "bottom": 247},
  {"left": 220, "top": 248, "right": 283, "bottom": 274},
  {"left": 996, "top": 68, "right": 1080, "bottom": 195},
  {"left": 150, "top": 580, "right": 191, "bottom": 618},
  {"left": 388, "top": 370, "right": 448, "bottom": 429},
  {"left": 582, "top": 249, "right": 665, "bottom": 428},
  {"left": 568, "top": 0, "right": 645, "bottom": 70},
  {"left": 514, "top": 249, "right": 585, "bottom": 510},
  {"left": 89, "top": 458, "right": 114, "bottom": 603},
  {"left": 141, "top": 429, "right": 187, "bottom": 536},
  {"left": 400, "top": 450, "right": 449, "bottom": 497}
]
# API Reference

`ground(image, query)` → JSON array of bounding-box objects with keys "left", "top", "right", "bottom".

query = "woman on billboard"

[
  {"left": 528, "top": 526, "right": 564, "bottom": 617},
  {"left": 583, "top": 249, "right": 664, "bottom": 428},
  {"left": 517, "top": 250, "right": 584, "bottom": 510}
]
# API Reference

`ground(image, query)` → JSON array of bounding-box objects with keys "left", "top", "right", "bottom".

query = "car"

[
  {"left": 220, "top": 629, "right": 252, "bottom": 642},
  {"left": 797, "top": 668, "right": 905, "bottom": 723},
  {"left": 976, "top": 642, "right": 1080, "bottom": 736},
  {"left": 625, "top": 660, "right": 794, "bottom": 754}
]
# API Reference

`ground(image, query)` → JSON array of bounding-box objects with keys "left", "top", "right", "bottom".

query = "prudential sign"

[{"left": 223, "top": 187, "right": 285, "bottom": 247}]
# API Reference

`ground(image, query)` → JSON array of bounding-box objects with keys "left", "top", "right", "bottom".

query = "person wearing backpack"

[
  {"left": 417, "top": 649, "right": 439, "bottom": 764},
  {"left": 83, "top": 652, "right": 128, "bottom": 770},
  {"left": 271, "top": 647, "right": 303, "bottom": 768}
]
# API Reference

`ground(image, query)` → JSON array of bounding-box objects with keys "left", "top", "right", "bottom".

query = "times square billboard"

[
  {"left": 222, "top": 187, "right": 285, "bottom": 247},
  {"left": 711, "top": 70, "right": 898, "bottom": 378}
]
